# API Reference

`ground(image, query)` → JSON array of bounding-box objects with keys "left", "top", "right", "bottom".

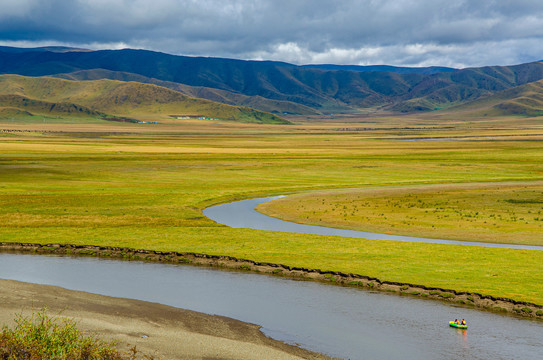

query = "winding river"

[
  {"left": 1, "top": 253, "right": 542, "bottom": 360},
  {"left": 203, "top": 196, "right": 543, "bottom": 251},
  {"left": 1, "top": 196, "right": 542, "bottom": 359}
]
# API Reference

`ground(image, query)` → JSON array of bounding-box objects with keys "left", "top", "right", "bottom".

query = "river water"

[
  {"left": 1, "top": 252, "right": 542, "bottom": 360},
  {"left": 203, "top": 196, "right": 543, "bottom": 251}
]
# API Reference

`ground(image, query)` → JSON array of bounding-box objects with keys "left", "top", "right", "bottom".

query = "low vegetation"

[{"left": 0, "top": 309, "right": 148, "bottom": 359}]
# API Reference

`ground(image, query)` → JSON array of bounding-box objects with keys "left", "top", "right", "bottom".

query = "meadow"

[
  {"left": 259, "top": 182, "right": 543, "bottom": 245},
  {"left": 1, "top": 114, "right": 542, "bottom": 304}
]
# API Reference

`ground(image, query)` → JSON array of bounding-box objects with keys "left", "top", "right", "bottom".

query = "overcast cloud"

[{"left": 1, "top": 0, "right": 543, "bottom": 68}]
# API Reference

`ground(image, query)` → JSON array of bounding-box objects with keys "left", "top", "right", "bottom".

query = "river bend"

[
  {"left": 1, "top": 253, "right": 542, "bottom": 360},
  {"left": 203, "top": 196, "right": 543, "bottom": 251}
]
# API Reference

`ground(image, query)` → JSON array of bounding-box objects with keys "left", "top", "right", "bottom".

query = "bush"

[
  {"left": 0, "top": 309, "right": 147, "bottom": 359},
  {"left": 492, "top": 307, "right": 507, "bottom": 313},
  {"left": 439, "top": 292, "right": 454, "bottom": 299}
]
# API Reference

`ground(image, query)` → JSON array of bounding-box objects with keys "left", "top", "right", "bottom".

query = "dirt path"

[{"left": 0, "top": 279, "right": 334, "bottom": 360}]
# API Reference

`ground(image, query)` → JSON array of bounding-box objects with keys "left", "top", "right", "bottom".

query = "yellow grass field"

[
  {"left": 259, "top": 182, "right": 543, "bottom": 245},
  {"left": 1, "top": 114, "right": 543, "bottom": 304}
]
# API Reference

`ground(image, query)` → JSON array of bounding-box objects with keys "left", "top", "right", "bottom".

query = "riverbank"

[
  {"left": 0, "top": 278, "right": 333, "bottom": 360},
  {"left": 256, "top": 182, "right": 543, "bottom": 246},
  {"left": 2, "top": 242, "right": 542, "bottom": 320}
]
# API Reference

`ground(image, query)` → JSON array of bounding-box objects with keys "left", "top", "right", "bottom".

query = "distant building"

[{"left": 169, "top": 114, "right": 220, "bottom": 121}]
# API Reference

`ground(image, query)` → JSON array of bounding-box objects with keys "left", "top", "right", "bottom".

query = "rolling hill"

[
  {"left": 0, "top": 75, "right": 290, "bottom": 124},
  {"left": 53, "top": 69, "right": 319, "bottom": 115},
  {"left": 444, "top": 79, "right": 543, "bottom": 117},
  {"left": 390, "top": 61, "right": 543, "bottom": 112},
  {"left": 1, "top": 47, "right": 543, "bottom": 115}
]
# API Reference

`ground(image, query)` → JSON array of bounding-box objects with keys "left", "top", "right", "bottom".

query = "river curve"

[
  {"left": 1, "top": 252, "right": 542, "bottom": 360},
  {"left": 203, "top": 196, "right": 543, "bottom": 251}
]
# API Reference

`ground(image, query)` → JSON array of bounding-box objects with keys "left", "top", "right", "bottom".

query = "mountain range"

[
  {"left": 0, "top": 74, "right": 289, "bottom": 124},
  {"left": 1, "top": 46, "right": 543, "bottom": 117}
]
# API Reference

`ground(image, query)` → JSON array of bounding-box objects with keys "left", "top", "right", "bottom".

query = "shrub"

[
  {"left": 0, "top": 309, "right": 134, "bottom": 359},
  {"left": 439, "top": 292, "right": 454, "bottom": 299},
  {"left": 79, "top": 250, "right": 96, "bottom": 256},
  {"left": 178, "top": 257, "right": 192, "bottom": 264},
  {"left": 492, "top": 307, "right": 507, "bottom": 313}
]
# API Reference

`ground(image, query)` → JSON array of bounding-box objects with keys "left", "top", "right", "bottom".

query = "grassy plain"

[
  {"left": 1, "top": 114, "right": 543, "bottom": 304},
  {"left": 259, "top": 182, "right": 543, "bottom": 245}
]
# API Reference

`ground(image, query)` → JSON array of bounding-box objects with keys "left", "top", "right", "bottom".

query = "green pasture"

[
  {"left": 1, "top": 120, "right": 542, "bottom": 304},
  {"left": 259, "top": 182, "right": 543, "bottom": 245}
]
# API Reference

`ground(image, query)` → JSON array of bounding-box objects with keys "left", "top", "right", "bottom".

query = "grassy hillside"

[
  {"left": 444, "top": 79, "right": 543, "bottom": 117},
  {"left": 392, "top": 62, "right": 543, "bottom": 112},
  {"left": 54, "top": 69, "right": 319, "bottom": 115},
  {"left": 0, "top": 75, "right": 289, "bottom": 124}
]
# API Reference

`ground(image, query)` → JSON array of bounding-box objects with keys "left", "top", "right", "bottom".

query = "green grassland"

[
  {"left": 1, "top": 115, "right": 543, "bottom": 305},
  {"left": 259, "top": 182, "right": 543, "bottom": 245}
]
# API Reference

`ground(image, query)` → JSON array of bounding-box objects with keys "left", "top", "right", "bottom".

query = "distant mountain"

[
  {"left": 390, "top": 62, "right": 543, "bottom": 112},
  {"left": 444, "top": 79, "right": 543, "bottom": 117},
  {"left": 1, "top": 47, "right": 543, "bottom": 115},
  {"left": 302, "top": 64, "right": 456, "bottom": 75},
  {"left": 0, "top": 48, "right": 429, "bottom": 112},
  {"left": 0, "top": 46, "right": 90, "bottom": 53},
  {"left": 0, "top": 74, "right": 289, "bottom": 124},
  {"left": 53, "top": 69, "right": 319, "bottom": 115}
]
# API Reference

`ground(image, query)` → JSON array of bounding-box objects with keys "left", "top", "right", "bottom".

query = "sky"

[{"left": 1, "top": 0, "right": 543, "bottom": 68}]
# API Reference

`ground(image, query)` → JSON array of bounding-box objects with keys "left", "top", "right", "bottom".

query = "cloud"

[{"left": 1, "top": 0, "right": 543, "bottom": 67}]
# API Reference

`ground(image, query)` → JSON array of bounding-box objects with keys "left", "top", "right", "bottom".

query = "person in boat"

[
  {"left": 461, "top": 319, "right": 466, "bottom": 325},
  {"left": 454, "top": 319, "right": 459, "bottom": 324}
]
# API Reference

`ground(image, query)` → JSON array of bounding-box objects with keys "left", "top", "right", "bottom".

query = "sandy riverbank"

[{"left": 0, "top": 279, "right": 334, "bottom": 360}]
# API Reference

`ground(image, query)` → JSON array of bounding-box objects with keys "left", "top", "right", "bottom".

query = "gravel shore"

[{"left": 0, "top": 279, "right": 334, "bottom": 360}]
